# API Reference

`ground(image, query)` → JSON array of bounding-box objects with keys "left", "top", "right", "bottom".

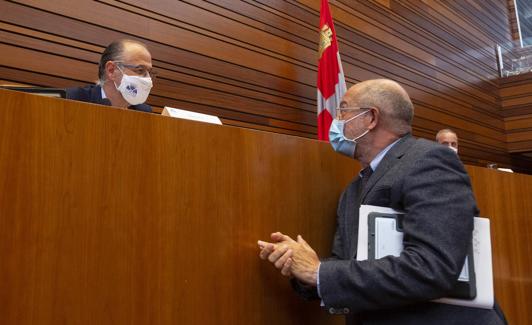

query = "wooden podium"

[
  {"left": 0, "top": 89, "right": 354, "bottom": 324},
  {"left": 1, "top": 89, "right": 531, "bottom": 324}
]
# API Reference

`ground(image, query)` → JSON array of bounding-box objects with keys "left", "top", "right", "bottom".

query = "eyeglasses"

[
  {"left": 115, "top": 62, "right": 158, "bottom": 79},
  {"left": 335, "top": 106, "right": 373, "bottom": 120}
]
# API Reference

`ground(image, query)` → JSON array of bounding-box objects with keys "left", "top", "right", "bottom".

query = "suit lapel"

[
  {"left": 347, "top": 179, "right": 363, "bottom": 258},
  {"left": 90, "top": 85, "right": 109, "bottom": 105},
  {"left": 360, "top": 134, "right": 416, "bottom": 203}
]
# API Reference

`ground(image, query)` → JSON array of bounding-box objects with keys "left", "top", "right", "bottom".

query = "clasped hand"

[{"left": 258, "top": 232, "right": 320, "bottom": 286}]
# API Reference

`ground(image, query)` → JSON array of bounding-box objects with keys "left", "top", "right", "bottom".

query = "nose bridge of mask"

[
  {"left": 116, "top": 64, "right": 151, "bottom": 84},
  {"left": 116, "top": 65, "right": 153, "bottom": 89},
  {"left": 138, "top": 75, "right": 153, "bottom": 87}
]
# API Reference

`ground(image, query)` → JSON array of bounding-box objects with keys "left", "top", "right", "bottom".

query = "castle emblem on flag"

[{"left": 319, "top": 24, "right": 333, "bottom": 59}]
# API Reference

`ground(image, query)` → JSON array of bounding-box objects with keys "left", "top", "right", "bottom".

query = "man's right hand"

[{"left": 258, "top": 233, "right": 294, "bottom": 277}]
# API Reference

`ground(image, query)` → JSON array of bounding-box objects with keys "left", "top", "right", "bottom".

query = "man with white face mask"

[
  {"left": 66, "top": 39, "right": 154, "bottom": 112},
  {"left": 436, "top": 129, "right": 459, "bottom": 154},
  {"left": 258, "top": 79, "right": 507, "bottom": 325}
]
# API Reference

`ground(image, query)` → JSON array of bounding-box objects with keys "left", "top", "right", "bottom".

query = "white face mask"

[
  {"left": 115, "top": 70, "right": 152, "bottom": 106},
  {"left": 449, "top": 146, "right": 458, "bottom": 154}
]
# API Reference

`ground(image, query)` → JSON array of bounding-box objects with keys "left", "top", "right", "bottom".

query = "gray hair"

[
  {"left": 352, "top": 79, "right": 414, "bottom": 135},
  {"left": 436, "top": 128, "right": 457, "bottom": 140}
]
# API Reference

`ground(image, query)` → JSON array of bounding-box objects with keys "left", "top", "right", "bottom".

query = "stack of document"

[{"left": 357, "top": 205, "right": 494, "bottom": 309}]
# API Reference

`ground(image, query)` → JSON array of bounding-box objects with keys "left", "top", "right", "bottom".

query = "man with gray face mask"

[{"left": 66, "top": 39, "right": 154, "bottom": 112}]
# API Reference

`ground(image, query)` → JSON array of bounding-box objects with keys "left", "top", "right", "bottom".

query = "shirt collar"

[
  {"left": 365, "top": 138, "right": 401, "bottom": 174},
  {"left": 101, "top": 86, "right": 107, "bottom": 99}
]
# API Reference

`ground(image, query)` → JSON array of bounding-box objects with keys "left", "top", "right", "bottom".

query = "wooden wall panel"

[
  {"left": 499, "top": 73, "right": 532, "bottom": 154},
  {"left": 1, "top": 0, "right": 532, "bottom": 172},
  {"left": 467, "top": 166, "right": 532, "bottom": 325}
]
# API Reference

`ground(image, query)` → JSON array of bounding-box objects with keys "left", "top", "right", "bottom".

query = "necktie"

[{"left": 359, "top": 166, "right": 373, "bottom": 193}]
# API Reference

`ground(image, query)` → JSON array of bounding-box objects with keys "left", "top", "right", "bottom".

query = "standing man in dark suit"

[
  {"left": 66, "top": 39, "right": 154, "bottom": 112},
  {"left": 258, "top": 79, "right": 507, "bottom": 324}
]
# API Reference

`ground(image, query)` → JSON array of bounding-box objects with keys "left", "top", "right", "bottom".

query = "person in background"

[
  {"left": 436, "top": 128, "right": 459, "bottom": 154},
  {"left": 66, "top": 39, "right": 154, "bottom": 112}
]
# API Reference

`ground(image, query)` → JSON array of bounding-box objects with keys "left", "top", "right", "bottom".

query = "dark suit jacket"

[
  {"left": 66, "top": 84, "right": 152, "bottom": 113},
  {"left": 294, "top": 134, "right": 507, "bottom": 325}
]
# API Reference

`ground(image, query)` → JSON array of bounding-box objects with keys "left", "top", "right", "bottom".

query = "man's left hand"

[{"left": 258, "top": 232, "right": 320, "bottom": 286}]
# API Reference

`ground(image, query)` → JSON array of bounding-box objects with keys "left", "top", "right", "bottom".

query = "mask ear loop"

[
  {"left": 113, "top": 64, "right": 125, "bottom": 90},
  {"left": 342, "top": 109, "right": 371, "bottom": 142},
  {"left": 343, "top": 109, "right": 370, "bottom": 124}
]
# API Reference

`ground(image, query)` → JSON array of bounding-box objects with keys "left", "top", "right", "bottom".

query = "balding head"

[
  {"left": 436, "top": 129, "right": 458, "bottom": 151},
  {"left": 98, "top": 39, "right": 151, "bottom": 82},
  {"left": 344, "top": 79, "right": 414, "bottom": 135}
]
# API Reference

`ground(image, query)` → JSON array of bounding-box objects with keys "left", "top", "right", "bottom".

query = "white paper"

[
  {"left": 434, "top": 217, "right": 494, "bottom": 308},
  {"left": 357, "top": 205, "right": 494, "bottom": 309},
  {"left": 357, "top": 205, "right": 400, "bottom": 261},
  {"left": 374, "top": 217, "right": 403, "bottom": 259},
  {"left": 162, "top": 106, "right": 222, "bottom": 125}
]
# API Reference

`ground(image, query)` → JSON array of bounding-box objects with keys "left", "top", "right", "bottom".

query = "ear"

[
  {"left": 367, "top": 107, "right": 379, "bottom": 131},
  {"left": 105, "top": 61, "right": 118, "bottom": 81}
]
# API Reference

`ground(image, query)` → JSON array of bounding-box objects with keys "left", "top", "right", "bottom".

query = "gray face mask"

[{"left": 329, "top": 110, "right": 370, "bottom": 158}]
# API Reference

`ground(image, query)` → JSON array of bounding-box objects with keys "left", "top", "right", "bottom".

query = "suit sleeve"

[
  {"left": 318, "top": 146, "right": 476, "bottom": 313},
  {"left": 65, "top": 87, "right": 87, "bottom": 101}
]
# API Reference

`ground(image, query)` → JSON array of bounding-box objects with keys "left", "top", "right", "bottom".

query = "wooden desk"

[
  {"left": 1, "top": 89, "right": 530, "bottom": 324},
  {"left": 0, "top": 89, "right": 353, "bottom": 324}
]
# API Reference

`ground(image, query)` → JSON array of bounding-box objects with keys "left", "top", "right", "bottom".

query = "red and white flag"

[{"left": 317, "top": 0, "right": 346, "bottom": 141}]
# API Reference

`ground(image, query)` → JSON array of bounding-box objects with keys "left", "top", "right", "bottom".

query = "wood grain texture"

[
  {"left": 1, "top": 0, "right": 532, "bottom": 172},
  {"left": 466, "top": 165, "right": 532, "bottom": 325},
  {"left": 0, "top": 89, "right": 352, "bottom": 325},
  {"left": 1, "top": 90, "right": 530, "bottom": 324},
  {"left": 499, "top": 73, "right": 532, "bottom": 153}
]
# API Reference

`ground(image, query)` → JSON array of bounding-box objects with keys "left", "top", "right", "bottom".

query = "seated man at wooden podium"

[
  {"left": 258, "top": 79, "right": 507, "bottom": 325},
  {"left": 66, "top": 39, "right": 153, "bottom": 112}
]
